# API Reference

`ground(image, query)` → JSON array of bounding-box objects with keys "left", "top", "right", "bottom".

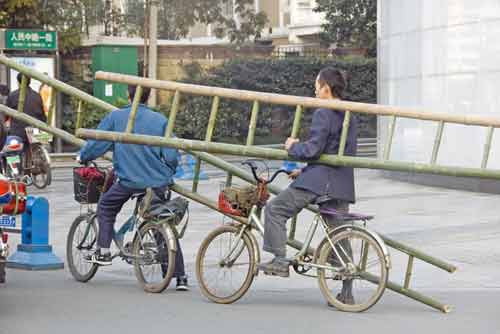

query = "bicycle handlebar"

[{"left": 242, "top": 160, "right": 292, "bottom": 185}]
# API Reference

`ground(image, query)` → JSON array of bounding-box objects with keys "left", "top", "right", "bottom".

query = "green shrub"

[{"left": 171, "top": 57, "right": 377, "bottom": 142}]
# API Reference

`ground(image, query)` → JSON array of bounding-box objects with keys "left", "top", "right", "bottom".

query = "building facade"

[{"left": 378, "top": 0, "right": 500, "bottom": 191}]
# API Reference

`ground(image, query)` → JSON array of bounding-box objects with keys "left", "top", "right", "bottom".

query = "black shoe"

[
  {"left": 176, "top": 276, "right": 189, "bottom": 291},
  {"left": 84, "top": 250, "right": 112, "bottom": 266},
  {"left": 258, "top": 257, "right": 290, "bottom": 278}
]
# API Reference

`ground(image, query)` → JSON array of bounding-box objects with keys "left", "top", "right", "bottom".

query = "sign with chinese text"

[{"left": 5, "top": 30, "right": 57, "bottom": 50}]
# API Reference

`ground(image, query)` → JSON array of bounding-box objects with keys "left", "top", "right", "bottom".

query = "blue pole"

[{"left": 7, "top": 196, "right": 64, "bottom": 270}]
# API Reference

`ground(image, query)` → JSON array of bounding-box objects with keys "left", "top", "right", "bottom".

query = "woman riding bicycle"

[{"left": 258, "top": 67, "right": 358, "bottom": 303}]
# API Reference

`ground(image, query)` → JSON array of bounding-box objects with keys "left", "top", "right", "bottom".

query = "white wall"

[{"left": 378, "top": 0, "right": 500, "bottom": 169}]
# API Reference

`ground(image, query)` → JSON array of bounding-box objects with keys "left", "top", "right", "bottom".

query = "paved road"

[{"left": 1, "top": 167, "right": 499, "bottom": 334}]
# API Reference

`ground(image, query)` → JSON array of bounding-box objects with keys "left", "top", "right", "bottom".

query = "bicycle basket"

[
  {"left": 218, "top": 183, "right": 269, "bottom": 217},
  {"left": 73, "top": 167, "right": 106, "bottom": 204}
]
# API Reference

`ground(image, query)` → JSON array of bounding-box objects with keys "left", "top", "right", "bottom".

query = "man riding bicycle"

[
  {"left": 79, "top": 85, "right": 188, "bottom": 290},
  {"left": 258, "top": 67, "right": 358, "bottom": 304}
]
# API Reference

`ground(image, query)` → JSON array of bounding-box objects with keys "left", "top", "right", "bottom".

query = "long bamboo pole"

[
  {"left": 17, "top": 74, "right": 28, "bottom": 114},
  {"left": 95, "top": 71, "right": 500, "bottom": 128},
  {"left": 76, "top": 129, "right": 500, "bottom": 181}
]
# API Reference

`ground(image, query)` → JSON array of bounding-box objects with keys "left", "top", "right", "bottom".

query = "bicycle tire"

[
  {"left": 133, "top": 222, "right": 176, "bottom": 293},
  {"left": 316, "top": 228, "right": 388, "bottom": 312},
  {"left": 66, "top": 214, "right": 99, "bottom": 282},
  {"left": 31, "top": 145, "right": 51, "bottom": 189},
  {"left": 196, "top": 225, "right": 256, "bottom": 304}
]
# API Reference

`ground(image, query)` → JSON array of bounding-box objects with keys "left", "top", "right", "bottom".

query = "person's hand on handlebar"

[
  {"left": 288, "top": 169, "right": 301, "bottom": 180},
  {"left": 285, "top": 137, "right": 299, "bottom": 151},
  {"left": 75, "top": 155, "right": 89, "bottom": 166}
]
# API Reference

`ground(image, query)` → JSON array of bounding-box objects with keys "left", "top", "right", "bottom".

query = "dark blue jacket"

[
  {"left": 288, "top": 108, "right": 357, "bottom": 203},
  {"left": 79, "top": 104, "right": 178, "bottom": 189}
]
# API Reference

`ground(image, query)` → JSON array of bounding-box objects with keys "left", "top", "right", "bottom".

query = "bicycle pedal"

[{"left": 261, "top": 270, "right": 289, "bottom": 278}]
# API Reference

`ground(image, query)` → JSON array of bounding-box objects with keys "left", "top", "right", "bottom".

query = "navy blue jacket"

[
  {"left": 79, "top": 104, "right": 178, "bottom": 189},
  {"left": 288, "top": 108, "right": 357, "bottom": 203}
]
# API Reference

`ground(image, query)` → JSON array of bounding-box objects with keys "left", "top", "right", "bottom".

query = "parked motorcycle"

[{"left": 0, "top": 127, "right": 52, "bottom": 189}]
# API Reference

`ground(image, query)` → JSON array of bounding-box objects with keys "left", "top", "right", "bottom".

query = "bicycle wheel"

[
  {"left": 31, "top": 144, "right": 51, "bottom": 189},
  {"left": 316, "top": 228, "right": 388, "bottom": 312},
  {"left": 196, "top": 225, "right": 256, "bottom": 304},
  {"left": 66, "top": 214, "right": 99, "bottom": 282},
  {"left": 133, "top": 222, "right": 176, "bottom": 293}
]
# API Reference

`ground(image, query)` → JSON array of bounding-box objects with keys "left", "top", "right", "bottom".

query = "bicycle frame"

[
  {"left": 78, "top": 204, "right": 178, "bottom": 262},
  {"left": 220, "top": 205, "right": 355, "bottom": 275}
]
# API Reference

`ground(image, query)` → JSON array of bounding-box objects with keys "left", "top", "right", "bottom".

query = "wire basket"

[{"left": 73, "top": 167, "right": 106, "bottom": 204}]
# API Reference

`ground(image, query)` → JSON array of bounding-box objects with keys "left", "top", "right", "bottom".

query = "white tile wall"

[{"left": 379, "top": 1, "right": 500, "bottom": 169}]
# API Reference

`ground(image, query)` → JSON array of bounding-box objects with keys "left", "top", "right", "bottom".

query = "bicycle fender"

[
  {"left": 163, "top": 224, "right": 178, "bottom": 253},
  {"left": 328, "top": 224, "right": 391, "bottom": 269},
  {"left": 245, "top": 229, "right": 260, "bottom": 276}
]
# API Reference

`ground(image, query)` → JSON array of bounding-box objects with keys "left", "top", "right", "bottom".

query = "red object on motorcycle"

[
  {"left": 0, "top": 180, "right": 27, "bottom": 215},
  {"left": 1, "top": 233, "right": 7, "bottom": 244}
]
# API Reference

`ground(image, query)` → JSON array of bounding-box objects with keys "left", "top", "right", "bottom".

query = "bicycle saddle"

[{"left": 319, "top": 208, "right": 374, "bottom": 221}]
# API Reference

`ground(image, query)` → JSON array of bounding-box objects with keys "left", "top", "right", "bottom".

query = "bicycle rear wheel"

[
  {"left": 196, "top": 225, "right": 256, "bottom": 304},
  {"left": 31, "top": 144, "right": 51, "bottom": 189},
  {"left": 316, "top": 228, "right": 388, "bottom": 312},
  {"left": 133, "top": 222, "right": 176, "bottom": 293},
  {"left": 66, "top": 214, "right": 99, "bottom": 282}
]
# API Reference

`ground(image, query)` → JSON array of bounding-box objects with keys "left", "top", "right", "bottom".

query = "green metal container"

[{"left": 92, "top": 46, "right": 138, "bottom": 105}]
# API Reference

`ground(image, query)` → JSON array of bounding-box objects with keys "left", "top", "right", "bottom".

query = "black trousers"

[{"left": 97, "top": 182, "right": 185, "bottom": 277}]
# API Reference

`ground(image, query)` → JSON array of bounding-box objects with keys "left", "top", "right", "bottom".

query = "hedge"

[{"left": 157, "top": 57, "right": 377, "bottom": 143}]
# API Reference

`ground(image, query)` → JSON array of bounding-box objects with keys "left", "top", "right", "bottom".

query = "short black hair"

[
  {"left": 16, "top": 72, "right": 31, "bottom": 86},
  {"left": 317, "top": 67, "right": 346, "bottom": 99},
  {"left": 128, "top": 85, "right": 151, "bottom": 104}
]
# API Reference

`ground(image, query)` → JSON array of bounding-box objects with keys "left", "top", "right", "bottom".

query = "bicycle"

[
  {"left": 196, "top": 160, "right": 391, "bottom": 312},
  {"left": 66, "top": 162, "right": 189, "bottom": 293}
]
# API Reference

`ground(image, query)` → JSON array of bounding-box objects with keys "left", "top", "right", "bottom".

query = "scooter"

[
  {"left": 0, "top": 128, "right": 52, "bottom": 189},
  {"left": 0, "top": 135, "right": 28, "bottom": 184}
]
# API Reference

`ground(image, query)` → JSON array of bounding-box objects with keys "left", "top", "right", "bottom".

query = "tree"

[
  {"left": 314, "top": 0, "right": 376, "bottom": 55},
  {"left": 124, "top": 0, "right": 268, "bottom": 43},
  {"left": 0, "top": 0, "right": 108, "bottom": 53}
]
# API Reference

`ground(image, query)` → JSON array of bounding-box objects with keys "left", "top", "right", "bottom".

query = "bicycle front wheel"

[
  {"left": 133, "top": 223, "right": 176, "bottom": 293},
  {"left": 316, "top": 228, "right": 388, "bottom": 312},
  {"left": 66, "top": 214, "right": 99, "bottom": 282},
  {"left": 196, "top": 225, "right": 256, "bottom": 304}
]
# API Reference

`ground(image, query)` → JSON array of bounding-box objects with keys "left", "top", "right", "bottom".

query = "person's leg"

[
  {"left": 173, "top": 238, "right": 185, "bottom": 278},
  {"left": 173, "top": 239, "right": 189, "bottom": 291},
  {"left": 320, "top": 200, "right": 355, "bottom": 305},
  {"left": 97, "top": 182, "right": 134, "bottom": 249},
  {"left": 259, "top": 187, "right": 317, "bottom": 277}
]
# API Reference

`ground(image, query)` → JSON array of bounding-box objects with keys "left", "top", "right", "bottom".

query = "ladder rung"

[
  {"left": 192, "top": 95, "right": 220, "bottom": 193},
  {"left": 383, "top": 116, "right": 397, "bottom": 160},
  {"left": 246, "top": 100, "right": 259, "bottom": 146},
  {"left": 164, "top": 90, "right": 181, "bottom": 138},
  {"left": 430, "top": 121, "right": 445, "bottom": 164},
  {"left": 338, "top": 110, "right": 351, "bottom": 156},
  {"left": 404, "top": 255, "right": 414, "bottom": 289},
  {"left": 291, "top": 105, "right": 303, "bottom": 138},
  {"left": 482, "top": 126, "right": 494, "bottom": 169},
  {"left": 126, "top": 85, "right": 142, "bottom": 133}
]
